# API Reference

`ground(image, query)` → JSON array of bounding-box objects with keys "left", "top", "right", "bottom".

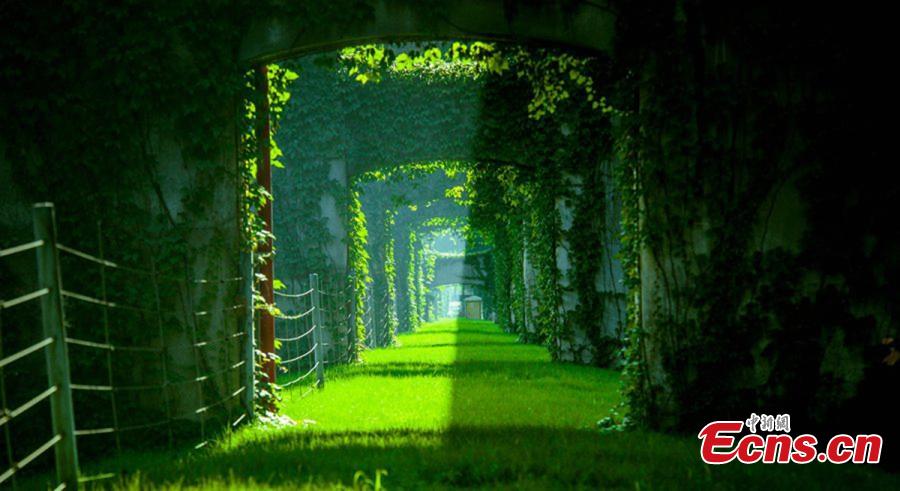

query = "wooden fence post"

[
  {"left": 240, "top": 252, "right": 255, "bottom": 419},
  {"left": 33, "top": 203, "right": 79, "bottom": 489},
  {"left": 255, "top": 64, "right": 276, "bottom": 388},
  {"left": 309, "top": 273, "right": 325, "bottom": 388}
]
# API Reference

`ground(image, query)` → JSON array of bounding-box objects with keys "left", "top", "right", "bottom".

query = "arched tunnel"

[{"left": 1, "top": 1, "right": 898, "bottom": 488}]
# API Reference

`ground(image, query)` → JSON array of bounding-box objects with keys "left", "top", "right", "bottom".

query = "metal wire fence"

[
  {"left": 273, "top": 282, "right": 320, "bottom": 397},
  {"left": 274, "top": 274, "right": 369, "bottom": 397},
  {"left": 363, "top": 286, "right": 392, "bottom": 349},
  {"left": 1, "top": 203, "right": 375, "bottom": 489},
  {"left": 318, "top": 281, "right": 356, "bottom": 366},
  {"left": 0, "top": 203, "right": 254, "bottom": 489}
]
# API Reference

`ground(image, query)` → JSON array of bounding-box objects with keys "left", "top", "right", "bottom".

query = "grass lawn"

[{"left": 53, "top": 319, "right": 899, "bottom": 489}]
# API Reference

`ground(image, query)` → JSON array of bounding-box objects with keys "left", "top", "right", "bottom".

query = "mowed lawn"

[
  {"left": 279, "top": 318, "right": 619, "bottom": 432},
  {"left": 65, "top": 319, "right": 899, "bottom": 489}
]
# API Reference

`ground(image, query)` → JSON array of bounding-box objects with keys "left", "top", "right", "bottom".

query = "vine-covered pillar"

[
  {"left": 347, "top": 185, "right": 369, "bottom": 361},
  {"left": 524, "top": 169, "right": 567, "bottom": 359},
  {"left": 556, "top": 158, "right": 627, "bottom": 367},
  {"left": 415, "top": 246, "right": 427, "bottom": 324},
  {"left": 555, "top": 173, "right": 583, "bottom": 362},
  {"left": 367, "top": 208, "right": 398, "bottom": 347},
  {"left": 318, "top": 159, "right": 349, "bottom": 357},
  {"left": 496, "top": 219, "right": 526, "bottom": 334},
  {"left": 521, "top": 233, "right": 538, "bottom": 339},
  {"left": 381, "top": 229, "right": 398, "bottom": 344},
  {"left": 591, "top": 160, "right": 627, "bottom": 363},
  {"left": 393, "top": 225, "right": 410, "bottom": 333},
  {"left": 422, "top": 250, "right": 436, "bottom": 321},
  {"left": 615, "top": 3, "right": 851, "bottom": 430},
  {"left": 404, "top": 231, "right": 421, "bottom": 331},
  {"left": 491, "top": 228, "right": 512, "bottom": 331},
  {"left": 255, "top": 65, "right": 276, "bottom": 385}
]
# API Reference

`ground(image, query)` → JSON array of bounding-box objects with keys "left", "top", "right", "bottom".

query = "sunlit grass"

[
  {"left": 281, "top": 319, "right": 619, "bottom": 433},
  {"left": 49, "top": 319, "right": 900, "bottom": 490}
]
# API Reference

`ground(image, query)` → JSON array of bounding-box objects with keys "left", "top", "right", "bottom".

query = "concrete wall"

[
  {"left": 1, "top": 116, "right": 244, "bottom": 426},
  {"left": 240, "top": 0, "right": 615, "bottom": 63}
]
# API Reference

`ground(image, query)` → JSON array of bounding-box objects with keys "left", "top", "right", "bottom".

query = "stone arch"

[{"left": 239, "top": 0, "right": 616, "bottom": 64}]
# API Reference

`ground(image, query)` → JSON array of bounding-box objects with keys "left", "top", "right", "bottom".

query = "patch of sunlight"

[
  {"left": 279, "top": 319, "right": 460, "bottom": 434},
  {"left": 281, "top": 377, "right": 454, "bottom": 433}
]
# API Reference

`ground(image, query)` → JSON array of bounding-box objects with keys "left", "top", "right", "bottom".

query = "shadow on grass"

[
  {"left": 88, "top": 426, "right": 900, "bottom": 490},
  {"left": 117, "top": 427, "right": 623, "bottom": 489},
  {"left": 408, "top": 327, "right": 511, "bottom": 337},
  {"left": 329, "top": 360, "right": 612, "bottom": 381},
  {"left": 392, "top": 341, "right": 520, "bottom": 349},
  {"left": 71, "top": 319, "right": 900, "bottom": 490}
]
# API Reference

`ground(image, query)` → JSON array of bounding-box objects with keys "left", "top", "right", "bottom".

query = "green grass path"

[
  {"left": 82, "top": 319, "right": 898, "bottom": 490},
  {"left": 280, "top": 318, "right": 620, "bottom": 432}
]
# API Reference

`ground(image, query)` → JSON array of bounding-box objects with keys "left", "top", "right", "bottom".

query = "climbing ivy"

[
  {"left": 280, "top": 39, "right": 624, "bottom": 420},
  {"left": 354, "top": 161, "right": 471, "bottom": 335},
  {"left": 405, "top": 231, "right": 421, "bottom": 331},
  {"left": 422, "top": 247, "right": 437, "bottom": 320},
  {"left": 381, "top": 213, "right": 399, "bottom": 345},
  {"left": 239, "top": 64, "right": 300, "bottom": 416},
  {"left": 0, "top": 0, "right": 342, "bottom": 448},
  {"left": 347, "top": 184, "right": 370, "bottom": 360}
]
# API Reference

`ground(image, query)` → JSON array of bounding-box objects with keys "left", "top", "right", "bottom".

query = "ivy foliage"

[
  {"left": 347, "top": 184, "right": 371, "bottom": 360},
  {"left": 356, "top": 162, "right": 471, "bottom": 336},
  {"left": 0, "top": 1, "right": 328, "bottom": 430},
  {"left": 336, "top": 42, "right": 619, "bottom": 365},
  {"left": 606, "top": 0, "right": 900, "bottom": 434},
  {"left": 266, "top": 5, "right": 899, "bottom": 440}
]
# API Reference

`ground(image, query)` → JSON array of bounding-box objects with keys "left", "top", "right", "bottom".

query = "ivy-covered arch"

[
  {"left": 271, "top": 49, "right": 624, "bottom": 361},
  {"left": 4, "top": 0, "right": 893, "bottom": 456}
]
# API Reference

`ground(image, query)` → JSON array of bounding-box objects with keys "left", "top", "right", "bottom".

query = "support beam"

[
  {"left": 320, "top": 160, "right": 349, "bottom": 272},
  {"left": 240, "top": 252, "right": 255, "bottom": 419},
  {"left": 255, "top": 65, "right": 276, "bottom": 387},
  {"left": 239, "top": 0, "right": 615, "bottom": 64},
  {"left": 33, "top": 203, "right": 79, "bottom": 489},
  {"left": 310, "top": 273, "right": 326, "bottom": 388}
]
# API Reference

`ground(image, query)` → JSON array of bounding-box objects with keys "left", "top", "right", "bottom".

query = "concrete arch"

[
  {"left": 269, "top": 26, "right": 624, "bottom": 363},
  {"left": 431, "top": 253, "right": 491, "bottom": 288},
  {"left": 240, "top": 0, "right": 616, "bottom": 64},
  {"left": 273, "top": 53, "right": 551, "bottom": 183}
]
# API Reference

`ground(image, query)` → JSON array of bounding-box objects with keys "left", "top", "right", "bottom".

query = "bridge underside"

[
  {"left": 240, "top": 0, "right": 615, "bottom": 64},
  {"left": 431, "top": 253, "right": 490, "bottom": 286}
]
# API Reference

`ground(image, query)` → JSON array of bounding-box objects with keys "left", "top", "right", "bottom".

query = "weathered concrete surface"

[
  {"left": 1, "top": 117, "right": 244, "bottom": 426},
  {"left": 321, "top": 159, "right": 349, "bottom": 272},
  {"left": 431, "top": 254, "right": 489, "bottom": 287},
  {"left": 240, "top": 0, "right": 615, "bottom": 64}
]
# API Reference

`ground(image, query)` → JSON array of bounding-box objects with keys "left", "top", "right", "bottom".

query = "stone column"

[{"left": 319, "top": 159, "right": 349, "bottom": 275}]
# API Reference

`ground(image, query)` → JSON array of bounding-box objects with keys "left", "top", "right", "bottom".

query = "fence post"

[
  {"left": 240, "top": 252, "right": 255, "bottom": 419},
  {"left": 33, "top": 203, "right": 79, "bottom": 490},
  {"left": 309, "top": 273, "right": 325, "bottom": 388},
  {"left": 347, "top": 281, "right": 357, "bottom": 363}
]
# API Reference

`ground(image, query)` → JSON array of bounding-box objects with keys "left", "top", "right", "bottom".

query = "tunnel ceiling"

[
  {"left": 276, "top": 51, "right": 594, "bottom": 181},
  {"left": 240, "top": 0, "right": 616, "bottom": 64}
]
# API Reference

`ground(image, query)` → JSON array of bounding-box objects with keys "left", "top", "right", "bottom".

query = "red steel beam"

[{"left": 255, "top": 65, "right": 276, "bottom": 387}]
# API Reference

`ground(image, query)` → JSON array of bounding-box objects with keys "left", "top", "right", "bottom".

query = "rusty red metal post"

[{"left": 255, "top": 65, "right": 276, "bottom": 386}]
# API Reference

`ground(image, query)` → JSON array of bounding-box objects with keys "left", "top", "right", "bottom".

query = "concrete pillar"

[
  {"left": 595, "top": 160, "right": 627, "bottom": 340},
  {"left": 319, "top": 159, "right": 349, "bottom": 275},
  {"left": 522, "top": 235, "right": 538, "bottom": 336},
  {"left": 556, "top": 173, "right": 594, "bottom": 363}
]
